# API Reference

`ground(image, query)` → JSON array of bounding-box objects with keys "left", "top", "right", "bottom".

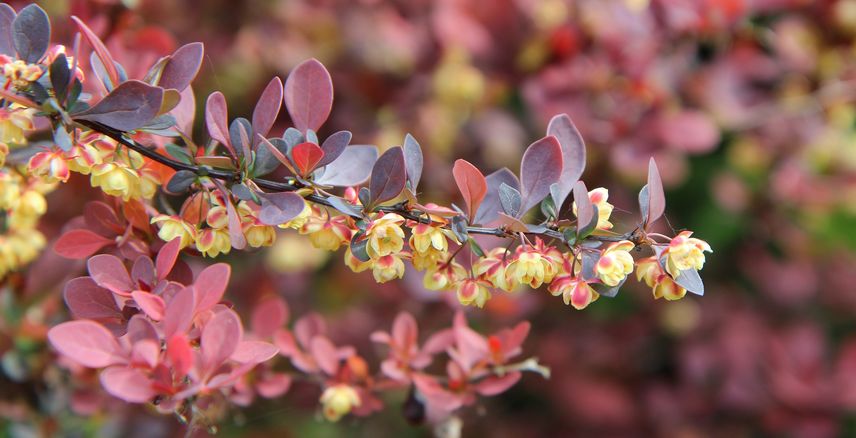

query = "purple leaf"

[
  {"left": 201, "top": 309, "right": 243, "bottom": 377},
  {"left": 403, "top": 133, "right": 423, "bottom": 192},
  {"left": 130, "top": 256, "right": 154, "bottom": 288},
  {"left": 194, "top": 263, "right": 230, "bottom": 313},
  {"left": 316, "top": 130, "right": 351, "bottom": 167},
  {"left": 13, "top": 5, "right": 50, "bottom": 63},
  {"left": 47, "top": 321, "right": 124, "bottom": 368},
  {"left": 158, "top": 42, "right": 203, "bottom": 92},
  {"left": 72, "top": 15, "right": 118, "bottom": 88},
  {"left": 474, "top": 168, "right": 520, "bottom": 225},
  {"left": 314, "top": 145, "right": 377, "bottom": 187},
  {"left": 73, "top": 80, "right": 164, "bottom": 131},
  {"left": 369, "top": 147, "right": 406, "bottom": 206},
  {"left": 155, "top": 238, "right": 182, "bottom": 281},
  {"left": 163, "top": 286, "right": 195, "bottom": 338},
  {"left": 63, "top": 277, "right": 121, "bottom": 320},
  {"left": 258, "top": 192, "right": 306, "bottom": 226},
  {"left": 100, "top": 367, "right": 155, "bottom": 403},
  {"left": 573, "top": 181, "right": 596, "bottom": 238},
  {"left": 225, "top": 197, "right": 247, "bottom": 250},
  {"left": 646, "top": 158, "right": 665, "bottom": 227},
  {"left": 673, "top": 268, "right": 704, "bottom": 296},
  {"left": 205, "top": 92, "right": 234, "bottom": 156},
  {"left": 284, "top": 58, "right": 333, "bottom": 132},
  {"left": 520, "top": 135, "right": 563, "bottom": 214},
  {"left": 171, "top": 86, "right": 196, "bottom": 134},
  {"left": 87, "top": 254, "right": 133, "bottom": 294},
  {"left": 499, "top": 183, "right": 522, "bottom": 218},
  {"left": 0, "top": 4, "right": 17, "bottom": 57},
  {"left": 546, "top": 114, "right": 586, "bottom": 208},
  {"left": 252, "top": 77, "right": 283, "bottom": 145}
]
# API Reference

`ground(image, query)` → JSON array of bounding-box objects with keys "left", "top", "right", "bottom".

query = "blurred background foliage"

[{"left": 4, "top": 0, "right": 856, "bottom": 436}]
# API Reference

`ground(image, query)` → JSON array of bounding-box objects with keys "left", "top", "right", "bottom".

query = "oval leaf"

[
  {"left": 47, "top": 321, "right": 124, "bottom": 368},
  {"left": 314, "top": 145, "right": 377, "bottom": 187},
  {"left": 452, "top": 159, "right": 487, "bottom": 222},
  {"left": 520, "top": 135, "right": 563, "bottom": 214},
  {"left": 252, "top": 77, "right": 283, "bottom": 144},
  {"left": 258, "top": 192, "right": 306, "bottom": 226},
  {"left": 14, "top": 5, "right": 50, "bottom": 63},
  {"left": 291, "top": 142, "right": 325, "bottom": 176},
  {"left": 71, "top": 15, "right": 118, "bottom": 88},
  {"left": 0, "top": 5, "right": 16, "bottom": 57},
  {"left": 194, "top": 263, "right": 231, "bottom": 313},
  {"left": 74, "top": 80, "right": 164, "bottom": 132},
  {"left": 284, "top": 58, "right": 333, "bottom": 132},
  {"left": 54, "top": 229, "right": 112, "bottom": 259},
  {"left": 156, "top": 238, "right": 182, "bottom": 280},
  {"left": 100, "top": 367, "right": 155, "bottom": 403},
  {"left": 205, "top": 91, "right": 234, "bottom": 156},
  {"left": 645, "top": 158, "right": 665, "bottom": 228},
  {"left": 201, "top": 309, "right": 243, "bottom": 377},
  {"left": 369, "top": 147, "right": 406, "bottom": 207},
  {"left": 317, "top": 130, "right": 351, "bottom": 168},
  {"left": 547, "top": 114, "right": 586, "bottom": 208},
  {"left": 63, "top": 277, "right": 121, "bottom": 320},
  {"left": 403, "top": 133, "right": 423, "bottom": 192},
  {"left": 474, "top": 168, "right": 520, "bottom": 225},
  {"left": 158, "top": 42, "right": 203, "bottom": 92}
]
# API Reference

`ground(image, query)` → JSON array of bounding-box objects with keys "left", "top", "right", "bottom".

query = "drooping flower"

[
  {"left": 635, "top": 256, "right": 687, "bottom": 301},
  {"left": 28, "top": 150, "right": 70, "bottom": 183},
  {"left": 474, "top": 247, "right": 518, "bottom": 291},
  {"left": 548, "top": 275, "right": 599, "bottom": 310},
  {"left": 573, "top": 187, "right": 615, "bottom": 230},
  {"left": 507, "top": 248, "right": 555, "bottom": 289},
  {"left": 196, "top": 228, "right": 231, "bottom": 257},
  {"left": 151, "top": 215, "right": 196, "bottom": 249},
  {"left": 663, "top": 231, "right": 712, "bottom": 277},
  {"left": 456, "top": 279, "right": 492, "bottom": 308},
  {"left": 301, "top": 215, "right": 352, "bottom": 251},
  {"left": 365, "top": 213, "right": 406, "bottom": 259},
  {"left": 320, "top": 384, "right": 361, "bottom": 421},
  {"left": 90, "top": 163, "right": 142, "bottom": 201},
  {"left": 372, "top": 254, "right": 405, "bottom": 283},
  {"left": 595, "top": 240, "right": 635, "bottom": 286}
]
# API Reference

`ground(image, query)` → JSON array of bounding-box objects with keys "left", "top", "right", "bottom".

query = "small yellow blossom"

[
  {"left": 507, "top": 249, "right": 555, "bottom": 288},
  {"left": 573, "top": 187, "right": 615, "bottom": 231},
  {"left": 456, "top": 279, "right": 492, "bottom": 308},
  {"left": 301, "top": 216, "right": 352, "bottom": 251},
  {"left": 278, "top": 201, "right": 312, "bottom": 230},
  {"left": 372, "top": 254, "right": 405, "bottom": 283},
  {"left": 28, "top": 151, "right": 70, "bottom": 183},
  {"left": 423, "top": 260, "right": 467, "bottom": 291},
  {"left": 151, "top": 215, "right": 196, "bottom": 249},
  {"left": 595, "top": 241, "right": 635, "bottom": 287},
  {"left": 345, "top": 247, "right": 372, "bottom": 273},
  {"left": 320, "top": 384, "right": 361, "bottom": 422},
  {"left": 90, "top": 163, "right": 142, "bottom": 201},
  {"left": 474, "top": 247, "right": 518, "bottom": 291},
  {"left": 548, "top": 275, "right": 599, "bottom": 310},
  {"left": 2, "top": 60, "right": 42, "bottom": 88},
  {"left": 664, "top": 231, "right": 712, "bottom": 277},
  {"left": 244, "top": 224, "right": 276, "bottom": 248},
  {"left": 196, "top": 228, "right": 231, "bottom": 257},
  {"left": 365, "top": 213, "right": 405, "bottom": 259}
]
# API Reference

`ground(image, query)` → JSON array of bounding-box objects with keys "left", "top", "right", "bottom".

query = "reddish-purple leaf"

[
  {"left": 309, "top": 336, "right": 339, "bottom": 376},
  {"left": 163, "top": 286, "right": 195, "bottom": 338},
  {"left": 256, "top": 373, "right": 292, "bottom": 398},
  {"left": 224, "top": 196, "right": 247, "bottom": 250},
  {"left": 158, "top": 42, "right": 203, "bottom": 92},
  {"left": 201, "top": 309, "right": 243, "bottom": 377},
  {"left": 474, "top": 168, "right": 520, "bottom": 225},
  {"left": 231, "top": 341, "right": 279, "bottom": 364},
  {"left": 155, "top": 238, "right": 182, "bottom": 281},
  {"left": 317, "top": 130, "right": 352, "bottom": 168},
  {"left": 205, "top": 91, "right": 235, "bottom": 157},
  {"left": 251, "top": 296, "right": 289, "bottom": 339},
  {"left": 391, "top": 312, "right": 418, "bottom": 350},
  {"left": 646, "top": 158, "right": 665, "bottom": 227},
  {"left": 194, "top": 263, "right": 230, "bottom": 313},
  {"left": 546, "top": 114, "right": 586, "bottom": 207},
  {"left": 294, "top": 313, "right": 327, "bottom": 348},
  {"left": 131, "top": 291, "right": 165, "bottom": 321},
  {"left": 314, "top": 145, "right": 377, "bottom": 187},
  {"left": 573, "top": 181, "right": 595, "bottom": 237},
  {"left": 284, "top": 58, "right": 334, "bottom": 132},
  {"left": 54, "top": 229, "right": 112, "bottom": 259},
  {"left": 100, "top": 367, "right": 155, "bottom": 403},
  {"left": 166, "top": 332, "right": 193, "bottom": 378},
  {"left": 73, "top": 80, "right": 164, "bottom": 132},
  {"left": 83, "top": 201, "right": 123, "bottom": 236},
  {"left": 72, "top": 16, "right": 118, "bottom": 87},
  {"left": 130, "top": 256, "right": 154, "bottom": 287},
  {"left": 126, "top": 314, "right": 158, "bottom": 345},
  {"left": 452, "top": 159, "right": 487, "bottom": 222},
  {"left": 87, "top": 254, "right": 133, "bottom": 294},
  {"left": 403, "top": 133, "right": 423, "bottom": 191},
  {"left": 520, "top": 135, "right": 563, "bottom": 214},
  {"left": 0, "top": 5, "right": 16, "bottom": 57},
  {"left": 369, "top": 147, "right": 406, "bottom": 207},
  {"left": 171, "top": 86, "right": 196, "bottom": 135},
  {"left": 258, "top": 192, "right": 306, "bottom": 226},
  {"left": 47, "top": 321, "right": 124, "bottom": 368},
  {"left": 291, "top": 142, "right": 325, "bottom": 176},
  {"left": 252, "top": 77, "right": 283, "bottom": 145},
  {"left": 63, "top": 277, "right": 121, "bottom": 320},
  {"left": 12, "top": 5, "right": 49, "bottom": 64}
]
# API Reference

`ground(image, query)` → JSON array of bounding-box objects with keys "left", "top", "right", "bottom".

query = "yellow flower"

[
  {"left": 0, "top": 172, "right": 18, "bottom": 209},
  {"left": 65, "top": 143, "right": 102, "bottom": 175},
  {"left": 635, "top": 256, "right": 660, "bottom": 288},
  {"left": 548, "top": 275, "right": 599, "bottom": 310},
  {"left": 423, "top": 260, "right": 467, "bottom": 291},
  {"left": 653, "top": 276, "right": 687, "bottom": 301},
  {"left": 635, "top": 255, "right": 688, "bottom": 301},
  {"left": 2, "top": 60, "right": 42, "bottom": 88},
  {"left": 15, "top": 190, "right": 47, "bottom": 217},
  {"left": 320, "top": 384, "right": 361, "bottom": 422},
  {"left": 473, "top": 247, "right": 518, "bottom": 291},
  {"left": 573, "top": 187, "right": 614, "bottom": 231},
  {"left": 372, "top": 254, "right": 405, "bottom": 283},
  {"left": 205, "top": 206, "right": 229, "bottom": 229},
  {"left": 278, "top": 201, "right": 312, "bottom": 230},
  {"left": 302, "top": 216, "right": 352, "bottom": 251},
  {"left": 196, "top": 228, "right": 231, "bottom": 258},
  {"left": 0, "top": 106, "right": 36, "bottom": 144},
  {"left": 151, "top": 215, "right": 196, "bottom": 249},
  {"left": 90, "top": 163, "right": 141, "bottom": 201},
  {"left": 664, "top": 231, "right": 712, "bottom": 277},
  {"left": 345, "top": 247, "right": 372, "bottom": 273},
  {"left": 456, "top": 279, "right": 492, "bottom": 308},
  {"left": 0, "top": 142, "right": 7, "bottom": 167},
  {"left": 27, "top": 151, "right": 70, "bottom": 183},
  {"left": 507, "top": 249, "right": 553, "bottom": 288},
  {"left": 410, "top": 224, "right": 451, "bottom": 253},
  {"left": 365, "top": 213, "right": 405, "bottom": 259},
  {"left": 595, "top": 241, "right": 635, "bottom": 287},
  {"left": 244, "top": 224, "right": 276, "bottom": 248}
]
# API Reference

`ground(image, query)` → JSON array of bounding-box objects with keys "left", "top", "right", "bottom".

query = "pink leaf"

[
  {"left": 63, "top": 277, "right": 121, "bottom": 320},
  {"left": 205, "top": 91, "right": 235, "bottom": 157},
  {"left": 130, "top": 256, "right": 155, "bottom": 288},
  {"left": 87, "top": 254, "right": 133, "bottom": 294},
  {"left": 48, "top": 320, "right": 125, "bottom": 368},
  {"left": 162, "top": 286, "right": 195, "bottom": 338},
  {"left": 100, "top": 366, "right": 155, "bottom": 403},
  {"left": 130, "top": 339, "right": 160, "bottom": 368},
  {"left": 659, "top": 110, "right": 720, "bottom": 154},
  {"left": 284, "top": 58, "right": 333, "bottom": 132},
  {"left": 546, "top": 114, "right": 586, "bottom": 207},
  {"left": 475, "top": 372, "right": 521, "bottom": 396},
  {"left": 646, "top": 158, "right": 666, "bottom": 228},
  {"left": 158, "top": 42, "right": 204, "bottom": 92},
  {"left": 251, "top": 296, "right": 289, "bottom": 338},
  {"left": 258, "top": 192, "right": 306, "bottom": 226},
  {"left": 171, "top": 86, "right": 196, "bottom": 135},
  {"left": 573, "top": 181, "right": 596, "bottom": 236},
  {"left": 291, "top": 142, "right": 325, "bottom": 176},
  {"left": 125, "top": 314, "right": 158, "bottom": 345},
  {"left": 252, "top": 77, "right": 283, "bottom": 143},
  {"left": 309, "top": 336, "right": 340, "bottom": 376},
  {"left": 54, "top": 229, "right": 112, "bottom": 259},
  {"left": 166, "top": 332, "right": 193, "bottom": 378},
  {"left": 131, "top": 291, "right": 165, "bottom": 321},
  {"left": 155, "top": 238, "right": 182, "bottom": 281},
  {"left": 520, "top": 135, "right": 564, "bottom": 214},
  {"left": 452, "top": 159, "right": 487, "bottom": 222},
  {"left": 201, "top": 309, "right": 243, "bottom": 377},
  {"left": 194, "top": 263, "right": 230, "bottom": 312},
  {"left": 391, "top": 312, "right": 418, "bottom": 351},
  {"left": 294, "top": 313, "right": 326, "bottom": 348},
  {"left": 224, "top": 196, "right": 247, "bottom": 250},
  {"left": 230, "top": 340, "right": 279, "bottom": 364},
  {"left": 71, "top": 16, "right": 119, "bottom": 88},
  {"left": 256, "top": 373, "right": 292, "bottom": 398}
]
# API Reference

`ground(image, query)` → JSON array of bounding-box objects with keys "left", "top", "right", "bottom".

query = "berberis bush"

[{"left": 0, "top": 3, "right": 710, "bottom": 434}]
